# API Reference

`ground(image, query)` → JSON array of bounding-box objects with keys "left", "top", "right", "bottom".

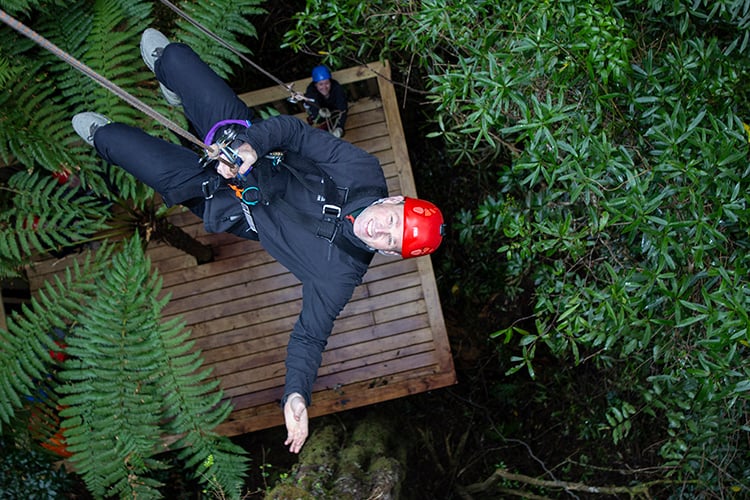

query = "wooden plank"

[
  {"left": 159, "top": 250, "right": 280, "bottom": 290},
  {"left": 186, "top": 297, "right": 303, "bottom": 337},
  {"left": 151, "top": 253, "right": 197, "bottom": 274},
  {"left": 205, "top": 313, "right": 430, "bottom": 375},
  {"left": 216, "top": 366, "right": 457, "bottom": 437},
  {"left": 170, "top": 285, "right": 303, "bottom": 327},
  {"left": 221, "top": 342, "right": 440, "bottom": 405},
  {"left": 238, "top": 62, "right": 388, "bottom": 108},
  {"left": 197, "top": 316, "right": 297, "bottom": 353}
]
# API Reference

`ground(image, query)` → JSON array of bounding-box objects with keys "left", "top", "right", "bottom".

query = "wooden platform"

[{"left": 26, "top": 61, "right": 456, "bottom": 437}]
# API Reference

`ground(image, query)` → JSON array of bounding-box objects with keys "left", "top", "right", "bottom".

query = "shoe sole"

[
  {"left": 140, "top": 28, "right": 169, "bottom": 72},
  {"left": 72, "top": 112, "right": 110, "bottom": 146},
  {"left": 140, "top": 28, "right": 182, "bottom": 105},
  {"left": 159, "top": 83, "right": 182, "bottom": 106}
]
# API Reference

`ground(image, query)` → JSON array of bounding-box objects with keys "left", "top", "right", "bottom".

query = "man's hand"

[
  {"left": 236, "top": 142, "right": 258, "bottom": 176},
  {"left": 283, "top": 393, "right": 309, "bottom": 454},
  {"left": 211, "top": 142, "right": 258, "bottom": 179}
]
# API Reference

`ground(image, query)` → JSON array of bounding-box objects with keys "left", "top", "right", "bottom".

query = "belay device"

[{"left": 199, "top": 119, "right": 267, "bottom": 206}]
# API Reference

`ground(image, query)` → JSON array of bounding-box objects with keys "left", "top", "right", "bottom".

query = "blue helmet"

[{"left": 311, "top": 65, "right": 332, "bottom": 82}]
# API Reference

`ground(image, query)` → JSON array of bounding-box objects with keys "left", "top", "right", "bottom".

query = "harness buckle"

[
  {"left": 318, "top": 204, "right": 342, "bottom": 244},
  {"left": 201, "top": 179, "right": 214, "bottom": 200},
  {"left": 322, "top": 204, "right": 341, "bottom": 219}
]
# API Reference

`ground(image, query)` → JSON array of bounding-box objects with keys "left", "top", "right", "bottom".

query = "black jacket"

[{"left": 235, "top": 115, "right": 387, "bottom": 406}]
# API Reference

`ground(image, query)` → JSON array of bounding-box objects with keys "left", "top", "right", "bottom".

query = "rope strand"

[
  {"left": 0, "top": 9, "right": 210, "bottom": 151},
  {"left": 0, "top": 8, "right": 246, "bottom": 172},
  {"left": 158, "top": 0, "right": 311, "bottom": 102}
]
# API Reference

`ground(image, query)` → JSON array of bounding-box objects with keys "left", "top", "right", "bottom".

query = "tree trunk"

[{"left": 266, "top": 416, "right": 406, "bottom": 500}]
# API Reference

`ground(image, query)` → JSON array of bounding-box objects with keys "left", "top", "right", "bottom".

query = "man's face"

[
  {"left": 315, "top": 79, "right": 331, "bottom": 98},
  {"left": 352, "top": 196, "right": 404, "bottom": 255}
]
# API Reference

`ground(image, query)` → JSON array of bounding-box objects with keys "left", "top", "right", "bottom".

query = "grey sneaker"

[
  {"left": 140, "top": 28, "right": 181, "bottom": 106},
  {"left": 72, "top": 112, "right": 111, "bottom": 147}
]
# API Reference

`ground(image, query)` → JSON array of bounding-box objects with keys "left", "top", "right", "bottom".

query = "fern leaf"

[
  {"left": 0, "top": 241, "right": 110, "bottom": 433},
  {"left": 57, "top": 236, "right": 167, "bottom": 498},
  {"left": 173, "top": 0, "right": 265, "bottom": 80}
]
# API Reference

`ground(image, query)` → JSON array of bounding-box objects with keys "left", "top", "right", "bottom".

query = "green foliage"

[
  {"left": 173, "top": 0, "right": 266, "bottom": 80},
  {"left": 0, "top": 0, "right": 261, "bottom": 278},
  {"left": 0, "top": 434, "right": 74, "bottom": 497},
  {"left": 284, "top": 0, "right": 750, "bottom": 494},
  {"left": 472, "top": 2, "right": 750, "bottom": 494},
  {"left": 0, "top": 236, "right": 248, "bottom": 498},
  {"left": 0, "top": 169, "right": 110, "bottom": 278},
  {"left": 0, "top": 1, "right": 260, "bottom": 497}
]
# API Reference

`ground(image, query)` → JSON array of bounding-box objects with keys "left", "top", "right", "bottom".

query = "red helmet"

[{"left": 402, "top": 197, "right": 445, "bottom": 258}]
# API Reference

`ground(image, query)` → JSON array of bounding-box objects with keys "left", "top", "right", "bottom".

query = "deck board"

[{"left": 25, "top": 60, "right": 455, "bottom": 437}]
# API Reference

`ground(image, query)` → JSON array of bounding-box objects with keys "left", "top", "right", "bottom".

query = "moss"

[
  {"left": 297, "top": 425, "right": 341, "bottom": 466},
  {"left": 264, "top": 483, "right": 316, "bottom": 500},
  {"left": 293, "top": 424, "right": 341, "bottom": 494}
]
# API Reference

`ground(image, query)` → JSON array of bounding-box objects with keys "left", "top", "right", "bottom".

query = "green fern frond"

[
  {"left": 0, "top": 243, "right": 113, "bottom": 429},
  {"left": 0, "top": 1, "right": 70, "bottom": 16},
  {"left": 0, "top": 53, "right": 8, "bottom": 81},
  {"left": 0, "top": 58, "right": 80, "bottom": 171},
  {"left": 57, "top": 236, "right": 168, "bottom": 498},
  {"left": 47, "top": 234, "right": 248, "bottom": 497},
  {"left": 0, "top": 169, "right": 110, "bottom": 269},
  {"left": 174, "top": 0, "right": 265, "bottom": 80},
  {"left": 148, "top": 276, "right": 250, "bottom": 493},
  {"left": 183, "top": 439, "right": 248, "bottom": 498}
]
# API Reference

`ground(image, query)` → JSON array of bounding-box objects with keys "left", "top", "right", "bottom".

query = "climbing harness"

[
  {"left": 201, "top": 122, "right": 386, "bottom": 262},
  {"left": 306, "top": 106, "right": 345, "bottom": 136}
]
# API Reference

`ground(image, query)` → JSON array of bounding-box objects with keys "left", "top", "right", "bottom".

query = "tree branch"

[{"left": 459, "top": 468, "right": 656, "bottom": 499}]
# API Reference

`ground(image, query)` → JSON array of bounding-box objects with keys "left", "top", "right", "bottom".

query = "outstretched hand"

[{"left": 283, "top": 393, "right": 309, "bottom": 454}]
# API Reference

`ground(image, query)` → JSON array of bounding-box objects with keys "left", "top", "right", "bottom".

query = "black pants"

[{"left": 92, "top": 43, "right": 256, "bottom": 237}]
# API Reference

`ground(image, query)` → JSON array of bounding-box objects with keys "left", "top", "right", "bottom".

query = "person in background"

[{"left": 304, "top": 65, "right": 348, "bottom": 137}]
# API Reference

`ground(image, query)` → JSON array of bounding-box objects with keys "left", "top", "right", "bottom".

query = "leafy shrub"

[
  {"left": 459, "top": 2, "right": 750, "bottom": 493},
  {"left": 0, "top": 434, "right": 74, "bottom": 498},
  {"left": 287, "top": 0, "right": 750, "bottom": 494}
]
